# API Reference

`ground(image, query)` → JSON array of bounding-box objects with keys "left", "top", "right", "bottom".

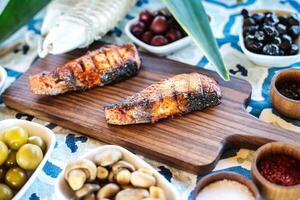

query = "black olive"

[
  {"left": 246, "top": 40, "right": 263, "bottom": 53},
  {"left": 252, "top": 13, "right": 265, "bottom": 24},
  {"left": 254, "top": 30, "right": 265, "bottom": 42},
  {"left": 263, "top": 25, "right": 279, "bottom": 40},
  {"left": 278, "top": 16, "right": 289, "bottom": 25},
  {"left": 288, "top": 25, "right": 300, "bottom": 39},
  {"left": 276, "top": 24, "right": 287, "bottom": 35},
  {"left": 241, "top": 9, "right": 250, "bottom": 18},
  {"left": 243, "top": 17, "right": 256, "bottom": 27},
  {"left": 243, "top": 25, "right": 258, "bottom": 36},
  {"left": 273, "top": 37, "right": 281, "bottom": 45},
  {"left": 279, "top": 49, "right": 285, "bottom": 55},
  {"left": 280, "top": 34, "right": 292, "bottom": 50},
  {"left": 288, "top": 13, "right": 300, "bottom": 26},
  {"left": 264, "top": 12, "right": 279, "bottom": 25},
  {"left": 262, "top": 44, "right": 280, "bottom": 55},
  {"left": 289, "top": 44, "right": 299, "bottom": 55},
  {"left": 245, "top": 33, "right": 255, "bottom": 41}
]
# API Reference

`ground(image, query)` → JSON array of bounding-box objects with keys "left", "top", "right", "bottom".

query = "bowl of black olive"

[
  {"left": 240, "top": 9, "right": 300, "bottom": 67},
  {"left": 270, "top": 68, "right": 300, "bottom": 119}
]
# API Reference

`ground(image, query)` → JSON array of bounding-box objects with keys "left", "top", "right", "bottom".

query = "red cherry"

[
  {"left": 130, "top": 22, "right": 146, "bottom": 37},
  {"left": 141, "top": 31, "right": 154, "bottom": 44},
  {"left": 151, "top": 35, "right": 168, "bottom": 46},
  {"left": 139, "top": 10, "right": 153, "bottom": 24},
  {"left": 150, "top": 16, "right": 168, "bottom": 34},
  {"left": 165, "top": 29, "right": 182, "bottom": 42}
]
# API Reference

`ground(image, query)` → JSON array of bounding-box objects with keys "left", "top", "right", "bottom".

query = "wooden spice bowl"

[
  {"left": 270, "top": 68, "right": 300, "bottom": 119},
  {"left": 251, "top": 142, "right": 300, "bottom": 200},
  {"left": 193, "top": 172, "right": 260, "bottom": 200}
]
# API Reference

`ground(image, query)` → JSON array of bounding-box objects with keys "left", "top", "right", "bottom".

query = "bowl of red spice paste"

[{"left": 252, "top": 142, "right": 300, "bottom": 200}]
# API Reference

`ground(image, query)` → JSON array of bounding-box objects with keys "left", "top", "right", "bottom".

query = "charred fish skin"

[
  {"left": 104, "top": 73, "right": 222, "bottom": 125},
  {"left": 29, "top": 43, "right": 141, "bottom": 95}
]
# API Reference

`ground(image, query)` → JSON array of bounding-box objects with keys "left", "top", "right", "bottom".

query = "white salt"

[{"left": 196, "top": 179, "right": 255, "bottom": 200}]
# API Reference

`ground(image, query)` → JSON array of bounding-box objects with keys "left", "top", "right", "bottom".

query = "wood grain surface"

[{"left": 3, "top": 42, "right": 300, "bottom": 174}]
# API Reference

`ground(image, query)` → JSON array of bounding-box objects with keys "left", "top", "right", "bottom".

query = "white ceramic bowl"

[
  {"left": 240, "top": 9, "right": 300, "bottom": 67},
  {"left": 125, "top": 9, "right": 192, "bottom": 56},
  {"left": 0, "top": 65, "right": 7, "bottom": 93},
  {"left": 0, "top": 119, "right": 56, "bottom": 200},
  {"left": 55, "top": 145, "right": 181, "bottom": 200}
]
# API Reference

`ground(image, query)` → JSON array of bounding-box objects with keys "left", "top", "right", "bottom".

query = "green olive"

[
  {"left": 27, "top": 136, "right": 46, "bottom": 152},
  {"left": 0, "top": 141, "right": 8, "bottom": 166},
  {"left": 16, "top": 144, "right": 43, "bottom": 170},
  {"left": 5, "top": 167, "right": 27, "bottom": 190},
  {"left": 0, "top": 166, "right": 5, "bottom": 182},
  {"left": 0, "top": 184, "right": 13, "bottom": 200},
  {"left": 4, "top": 126, "right": 28, "bottom": 150},
  {"left": 5, "top": 151, "right": 17, "bottom": 168}
]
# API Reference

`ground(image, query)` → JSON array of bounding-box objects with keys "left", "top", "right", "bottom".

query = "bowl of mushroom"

[{"left": 55, "top": 145, "right": 180, "bottom": 200}]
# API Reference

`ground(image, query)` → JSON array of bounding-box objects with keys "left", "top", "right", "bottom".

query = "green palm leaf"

[
  {"left": 0, "top": 0, "right": 50, "bottom": 44},
  {"left": 162, "top": 0, "right": 230, "bottom": 80}
]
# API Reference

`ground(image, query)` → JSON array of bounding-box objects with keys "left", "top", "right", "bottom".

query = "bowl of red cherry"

[
  {"left": 240, "top": 9, "right": 300, "bottom": 67},
  {"left": 125, "top": 8, "right": 192, "bottom": 55}
]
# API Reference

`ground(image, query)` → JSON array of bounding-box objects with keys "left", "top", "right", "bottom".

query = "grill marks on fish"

[
  {"left": 29, "top": 43, "right": 141, "bottom": 95},
  {"left": 104, "top": 73, "right": 222, "bottom": 125}
]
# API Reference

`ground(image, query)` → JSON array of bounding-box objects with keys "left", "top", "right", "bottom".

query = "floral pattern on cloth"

[{"left": 0, "top": 0, "right": 299, "bottom": 199}]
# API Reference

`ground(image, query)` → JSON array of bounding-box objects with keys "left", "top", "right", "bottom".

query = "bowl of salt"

[{"left": 193, "top": 172, "right": 260, "bottom": 200}]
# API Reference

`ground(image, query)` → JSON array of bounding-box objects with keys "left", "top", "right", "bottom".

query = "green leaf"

[
  {"left": 162, "top": 0, "right": 230, "bottom": 80},
  {"left": 0, "top": 0, "right": 50, "bottom": 44}
]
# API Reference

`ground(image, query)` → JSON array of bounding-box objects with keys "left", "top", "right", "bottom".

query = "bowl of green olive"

[{"left": 0, "top": 119, "right": 56, "bottom": 200}]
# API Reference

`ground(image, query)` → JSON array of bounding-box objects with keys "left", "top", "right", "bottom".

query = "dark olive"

[
  {"left": 289, "top": 44, "right": 299, "bottom": 55},
  {"left": 288, "top": 25, "right": 300, "bottom": 39},
  {"left": 263, "top": 25, "right": 279, "bottom": 40},
  {"left": 130, "top": 22, "right": 146, "bottom": 37},
  {"left": 254, "top": 31, "right": 265, "bottom": 42},
  {"left": 5, "top": 150, "right": 17, "bottom": 168},
  {"left": 273, "top": 37, "right": 281, "bottom": 46},
  {"left": 264, "top": 12, "right": 279, "bottom": 25},
  {"left": 243, "top": 25, "right": 258, "bottom": 36},
  {"left": 280, "top": 34, "right": 292, "bottom": 51},
  {"left": 276, "top": 24, "right": 287, "bottom": 35},
  {"left": 252, "top": 13, "right": 264, "bottom": 24},
  {"left": 278, "top": 16, "right": 288, "bottom": 25},
  {"left": 245, "top": 40, "right": 263, "bottom": 53},
  {"left": 243, "top": 17, "right": 255, "bottom": 27},
  {"left": 150, "top": 15, "right": 169, "bottom": 34},
  {"left": 262, "top": 44, "right": 280, "bottom": 55},
  {"left": 150, "top": 35, "right": 168, "bottom": 46},
  {"left": 140, "top": 31, "right": 154, "bottom": 44},
  {"left": 165, "top": 29, "right": 182, "bottom": 42},
  {"left": 139, "top": 10, "right": 153, "bottom": 24},
  {"left": 241, "top": 9, "right": 250, "bottom": 18},
  {"left": 288, "top": 13, "right": 300, "bottom": 26}
]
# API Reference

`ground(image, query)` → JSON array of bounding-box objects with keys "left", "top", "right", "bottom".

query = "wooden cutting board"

[{"left": 3, "top": 42, "right": 300, "bottom": 174}]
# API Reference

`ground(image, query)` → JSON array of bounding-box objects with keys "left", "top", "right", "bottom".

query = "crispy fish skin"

[
  {"left": 29, "top": 43, "right": 141, "bottom": 95},
  {"left": 104, "top": 73, "right": 222, "bottom": 125}
]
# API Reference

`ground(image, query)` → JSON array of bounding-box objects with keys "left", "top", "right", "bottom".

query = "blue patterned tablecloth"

[{"left": 0, "top": 0, "right": 300, "bottom": 199}]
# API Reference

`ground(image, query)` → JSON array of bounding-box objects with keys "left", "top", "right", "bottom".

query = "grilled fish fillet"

[
  {"left": 29, "top": 43, "right": 141, "bottom": 95},
  {"left": 104, "top": 73, "right": 222, "bottom": 125}
]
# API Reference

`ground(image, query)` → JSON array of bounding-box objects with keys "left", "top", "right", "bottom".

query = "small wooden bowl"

[
  {"left": 270, "top": 68, "right": 300, "bottom": 119},
  {"left": 193, "top": 172, "right": 260, "bottom": 200},
  {"left": 251, "top": 142, "right": 300, "bottom": 200}
]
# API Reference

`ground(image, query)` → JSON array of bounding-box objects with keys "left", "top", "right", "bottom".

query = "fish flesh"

[
  {"left": 29, "top": 43, "right": 141, "bottom": 95},
  {"left": 104, "top": 73, "right": 222, "bottom": 125}
]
